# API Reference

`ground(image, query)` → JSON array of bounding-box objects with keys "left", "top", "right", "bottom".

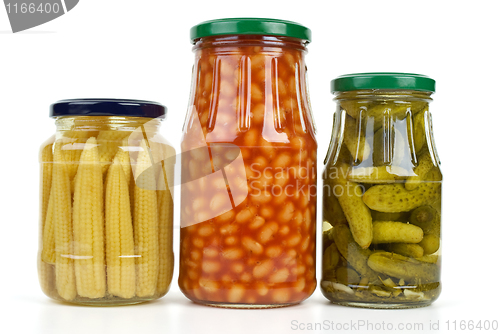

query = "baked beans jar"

[
  {"left": 321, "top": 73, "right": 442, "bottom": 308},
  {"left": 179, "top": 18, "right": 317, "bottom": 308},
  {"left": 38, "top": 99, "right": 175, "bottom": 305}
]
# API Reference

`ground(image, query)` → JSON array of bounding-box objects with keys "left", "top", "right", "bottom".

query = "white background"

[{"left": 1, "top": 1, "right": 499, "bottom": 333}]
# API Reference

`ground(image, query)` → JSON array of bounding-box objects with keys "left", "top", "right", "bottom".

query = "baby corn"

[
  {"left": 134, "top": 140, "right": 159, "bottom": 297},
  {"left": 157, "top": 161, "right": 174, "bottom": 295},
  {"left": 97, "top": 131, "right": 131, "bottom": 174},
  {"left": 53, "top": 141, "right": 77, "bottom": 300},
  {"left": 73, "top": 137, "right": 106, "bottom": 298},
  {"left": 105, "top": 156, "right": 136, "bottom": 298}
]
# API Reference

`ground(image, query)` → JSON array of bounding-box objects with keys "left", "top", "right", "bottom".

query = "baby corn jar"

[
  {"left": 38, "top": 99, "right": 175, "bottom": 305},
  {"left": 321, "top": 73, "right": 442, "bottom": 309},
  {"left": 179, "top": 18, "right": 317, "bottom": 308}
]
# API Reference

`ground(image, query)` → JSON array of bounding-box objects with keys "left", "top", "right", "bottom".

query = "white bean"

[
  {"left": 272, "top": 289, "right": 291, "bottom": 303},
  {"left": 253, "top": 259, "right": 274, "bottom": 279},
  {"left": 258, "top": 222, "right": 279, "bottom": 244},
  {"left": 202, "top": 261, "right": 221, "bottom": 273},
  {"left": 222, "top": 248, "right": 244, "bottom": 260},
  {"left": 242, "top": 236, "right": 263, "bottom": 254},
  {"left": 269, "top": 268, "right": 290, "bottom": 283},
  {"left": 227, "top": 284, "right": 245, "bottom": 303}
]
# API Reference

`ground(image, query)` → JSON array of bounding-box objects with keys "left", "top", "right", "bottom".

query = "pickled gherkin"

[{"left": 322, "top": 74, "right": 442, "bottom": 309}]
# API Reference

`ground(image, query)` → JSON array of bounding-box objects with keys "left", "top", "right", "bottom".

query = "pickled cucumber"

[
  {"left": 367, "top": 101, "right": 426, "bottom": 131},
  {"left": 419, "top": 234, "right": 440, "bottom": 254},
  {"left": 372, "top": 221, "right": 423, "bottom": 244},
  {"left": 331, "top": 224, "right": 378, "bottom": 281},
  {"left": 322, "top": 93, "right": 440, "bottom": 307},
  {"left": 343, "top": 116, "right": 370, "bottom": 163},
  {"left": 367, "top": 251, "right": 438, "bottom": 283},
  {"left": 363, "top": 172, "right": 440, "bottom": 212},
  {"left": 339, "top": 100, "right": 370, "bottom": 120},
  {"left": 384, "top": 243, "right": 424, "bottom": 258},
  {"left": 373, "top": 126, "right": 406, "bottom": 166},
  {"left": 412, "top": 108, "right": 427, "bottom": 153},
  {"left": 333, "top": 175, "right": 373, "bottom": 249},
  {"left": 409, "top": 205, "right": 440, "bottom": 236},
  {"left": 406, "top": 152, "right": 434, "bottom": 190},
  {"left": 416, "top": 254, "right": 439, "bottom": 264},
  {"left": 323, "top": 191, "right": 347, "bottom": 227},
  {"left": 323, "top": 243, "right": 340, "bottom": 273}
]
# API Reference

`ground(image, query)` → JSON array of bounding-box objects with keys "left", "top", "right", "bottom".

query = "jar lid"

[
  {"left": 190, "top": 18, "right": 311, "bottom": 44},
  {"left": 331, "top": 73, "right": 435, "bottom": 93},
  {"left": 50, "top": 99, "right": 166, "bottom": 118}
]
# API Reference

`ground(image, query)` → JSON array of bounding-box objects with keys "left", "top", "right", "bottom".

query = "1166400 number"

[
  {"left": 446, "top": 320, "right": 499, "bottom": 331},
  {"left": 5, "top": 2, "right": 60, "bottom": 14}
]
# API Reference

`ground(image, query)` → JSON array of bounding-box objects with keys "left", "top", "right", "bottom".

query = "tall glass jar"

[
  {"left": 38, "top": 99, "right": 175, "bottom": 305},
  {"left": 179, "top": 18, "right": 317, "bottom": 308},
  {"left": 321, "top": 73, "right": 442, "bottom": 309}
]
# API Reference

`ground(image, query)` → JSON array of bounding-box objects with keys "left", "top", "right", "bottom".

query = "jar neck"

[
  {"left": 335, "top": 90, "right": 433, "bottom": 102},
  {"left": 54, "top": 116, "right": 162, "bottom": 132},
  {"left": 193, "top": 35, "right": 308, "bottom": 53}
]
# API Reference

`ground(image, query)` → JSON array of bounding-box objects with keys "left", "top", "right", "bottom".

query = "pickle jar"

[
  {"left": 321, "top": 73, "right": 442, "bottom": 309},
  {"left": 38, "top": 99, "right": 175, "bottom": 305},
  {"left": 179, "top": 18, "right": 317, "bottom": 308}
]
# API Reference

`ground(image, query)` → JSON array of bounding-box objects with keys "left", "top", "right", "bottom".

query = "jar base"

[
  {"left": 44, "top": 294, "right": 163, "bottom": 306},
  {"left": 54, "top": 297, "right": 156, "bottom": 307},
  {"left": 196, "top": 301, "right": 300, "bottom": 309},
  {"left": 330, "top": 300, "right": 432, "bottom": 310}
]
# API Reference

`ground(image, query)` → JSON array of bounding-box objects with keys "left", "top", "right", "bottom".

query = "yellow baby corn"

[
  {"left": 73, "top": 137, "right": 106, "bottom": 298},
  {"left": 97, "top": 131, "right": 131, "bottom": 174},
  {"left": 61, "top": 131, "right": 97, "bottom": 181},
  {"left": 119, "top": 143, "right": 136, "bottom": 219},
  {"left": 40, "top": 142, "right": 55, "bottom": 264},
  {"left": 157, "top": 161, "right": 174, "bottom": 295},
  {"left": 41, "top": 191, "right": 55, "bottom": 263},
  {"left": 53, "top": 141, "right": 76, "bottom": 301},
  {"left": 105, "top": 156, "right": 136, "bottom": 298},
  {"left": 40, "top": 142, "right": 53, "bottom": 228},
  {"left": 115, "top": 144, "right": 132, "bottom": 183},
  {"left": 134, "top": 139, "right": 159, "bottom": 297}
]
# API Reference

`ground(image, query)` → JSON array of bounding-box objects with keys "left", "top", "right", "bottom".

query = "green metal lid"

[
  {"left": 190, "top": 18, "right": 311, "bottom": 44},
  {"left": 331, "top": 73, "right": 435, "bottom": 93}
]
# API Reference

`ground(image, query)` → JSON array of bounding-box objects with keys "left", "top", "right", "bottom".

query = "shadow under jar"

[
  {"left": 321, "top": 73, "right": 442, "bottom": 309},
  {"left": 38, "top": 99, "right": 175, "bottom": 305},
  {"left": 179, "top": 18, "right": 318, "bottom": 308}
]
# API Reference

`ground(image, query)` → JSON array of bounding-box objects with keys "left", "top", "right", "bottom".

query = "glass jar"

[
  {"left": 179, "top": 18, "right": 317, "bottom": 308},
  {"left": 321, "top": 73, "right": 442, "bottom": 309},
  {"left": 38, "top": 99, "right": 175, "bottom": 305}
]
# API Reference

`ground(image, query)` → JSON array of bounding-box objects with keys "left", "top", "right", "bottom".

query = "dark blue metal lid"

[{"left": 50, "top": 99, "right": 166, "bottom": 118}]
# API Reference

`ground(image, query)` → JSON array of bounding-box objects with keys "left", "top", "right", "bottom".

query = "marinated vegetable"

[
  {"left": 38, "top": 114, "right": 175, "bottom": 305},
  {"left": 179, "top": 26, "right": 316, "bottom": 307},
  {"left": 322, "top": 74, "right": 441, "bottom": 308}
]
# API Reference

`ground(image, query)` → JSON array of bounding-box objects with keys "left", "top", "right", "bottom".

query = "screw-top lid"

[
  {"left": 50, "top": 99, "right": 166, "bottom": 118},
  {"left": 331, "top": 73, "right": 435, "bottom": 93},
  {"left": 190, "top": 18, "right": 311, "bottom": 44}
]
